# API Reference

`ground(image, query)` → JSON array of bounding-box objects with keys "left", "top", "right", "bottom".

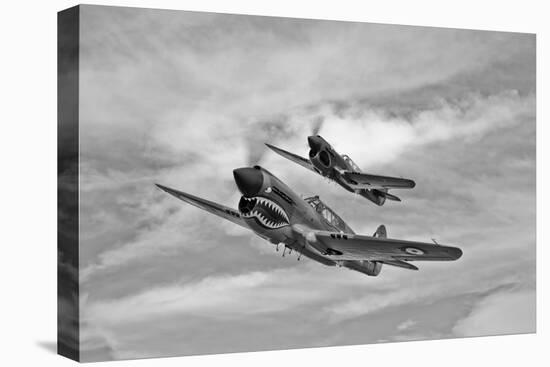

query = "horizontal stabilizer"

[
  {"left": 374, "top": 189, "right": 401, "bottom": 202},
  {"left": 380, "top": 260, "right": 419, "bottom": 271}
]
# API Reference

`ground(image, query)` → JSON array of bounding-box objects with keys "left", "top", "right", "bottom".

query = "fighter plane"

[
  {"left": 156, "top": 166, "right": 462, "bottom": 277},
  {"left": 266, "top": 135, "right": 416, "bottom": 206}
]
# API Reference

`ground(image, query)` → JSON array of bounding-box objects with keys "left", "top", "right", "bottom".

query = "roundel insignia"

[{"left": 403, "top": 247, "right": 425, "bottom": 255}]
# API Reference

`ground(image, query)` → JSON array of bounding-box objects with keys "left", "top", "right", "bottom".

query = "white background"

[{"left": 0, "top": 0, "right": 547, "bottom": 365}]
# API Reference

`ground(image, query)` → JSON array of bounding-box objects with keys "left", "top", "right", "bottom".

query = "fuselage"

[
  {"left": 307, "top": 135, "right": 387, "bottom": 206},
  {"left": 233, "top": 166, "right": 382, "bottom": 274}
]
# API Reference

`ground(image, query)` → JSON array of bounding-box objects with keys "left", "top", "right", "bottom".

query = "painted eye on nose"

[{"left": 265, "top": 187, "right": 272, "bottom": 193}]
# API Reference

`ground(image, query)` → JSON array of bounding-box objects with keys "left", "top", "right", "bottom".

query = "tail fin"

[{"left": 374, "top": 225, "right": 387, "bottom": 238}]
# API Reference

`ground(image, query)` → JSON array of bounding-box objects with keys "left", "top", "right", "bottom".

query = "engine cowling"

[
  {"left": 310, "top": 149, "right": 333, "bottom": 174},
  {"left": 318, "top": 150, "right": 331, "bottom": 167}
]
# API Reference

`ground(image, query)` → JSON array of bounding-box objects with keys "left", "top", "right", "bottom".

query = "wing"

[
  {"left": 311, "top": 231, "right": 462, "bottom": 262},
  {"left": 156, "top": 184, "right": 248, "bottom": 229},
  {"left": 342, "top": 171, "right": 416, "bottom": 190},
  {"left": 265, "top": 143, "right": 316, "bottom": 173}
]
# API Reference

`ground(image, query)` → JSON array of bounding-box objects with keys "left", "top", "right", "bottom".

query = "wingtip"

[
  {"left": 447, "top": 246, "right": 463, "bottom": 260},
  {"left": 155, "top": 183, "right": 185, "bottom": 200},
  {"left": 155, "top": 183, "right": 170, "bottom": 193},
  {"left": 453, "top": 247, "right": 463, "bottom": 260}
]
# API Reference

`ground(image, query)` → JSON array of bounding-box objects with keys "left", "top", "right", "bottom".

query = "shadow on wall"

[{"left": 36, "top": 340, "right": 57, "bottom": 355}]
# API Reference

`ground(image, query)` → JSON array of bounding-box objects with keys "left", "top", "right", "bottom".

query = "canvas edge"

[{"left": 57, "top": 4, "right": 80, "bottom": 362}]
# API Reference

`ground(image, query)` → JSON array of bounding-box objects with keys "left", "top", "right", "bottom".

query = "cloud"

[
  {"left": 452, "top": 288, "right": 536, "bottom": 337},
  {"left": 83, "top": 266, "right": 348, "bottom": 325},
  {"left": 323, "top": 243, "right": 535, "bottom": 324},
  {"left": 397, "top": 319, "right": 417, "bottom": 331},
  {"left": 270, "top": 90, "right": 534, "bottom": 170},
  {"left": 80, "top": 189, "right": 243, "bottom": 281}
]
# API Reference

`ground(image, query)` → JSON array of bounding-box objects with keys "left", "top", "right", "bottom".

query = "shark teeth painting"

[{"left": 239, "top": 196, "right": 290, "bottom": 229}]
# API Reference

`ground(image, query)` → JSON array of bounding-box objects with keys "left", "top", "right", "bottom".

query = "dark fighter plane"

[
  {"left": 266, "top": 135, "right": 416, "bottom": 206},
  {"left": 156, "top": 166, "right": 461, "bottom": 277}
]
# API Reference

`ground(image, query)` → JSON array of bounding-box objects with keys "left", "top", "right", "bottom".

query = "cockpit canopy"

[
  {"left": 342, "top": 154, "right": 361, "bottom": 172},
  {"left": 305, "top": 196, "right": 354, "bottom": 233}
]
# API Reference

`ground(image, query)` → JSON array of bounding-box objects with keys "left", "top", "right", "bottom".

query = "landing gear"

[
  {"left": 297, "top": 244, "right": 306, "bottom": 261},
  {"left": 276, "top": 242, "right": 304, "bottom": 261}
]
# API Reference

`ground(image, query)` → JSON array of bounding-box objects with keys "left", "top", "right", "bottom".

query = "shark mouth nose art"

[{"left": 239, "top": 196, "right": 290, "bottom": 229}]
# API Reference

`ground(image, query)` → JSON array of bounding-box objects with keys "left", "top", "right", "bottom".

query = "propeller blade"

[{"left": 311, "top": 116, "right": 324, "bottom": 136}]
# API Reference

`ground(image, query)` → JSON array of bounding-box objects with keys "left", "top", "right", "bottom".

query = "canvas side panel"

[{"left": 58, "top": 5, "right": 80, "bottom": 362}]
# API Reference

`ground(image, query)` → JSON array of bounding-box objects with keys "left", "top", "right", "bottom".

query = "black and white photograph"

[
  {"left": 3, "top": 1, "right": 547, "bottom": 366},
  {"left": 56, "top": 5, "right": 537, "bottom": 362}
]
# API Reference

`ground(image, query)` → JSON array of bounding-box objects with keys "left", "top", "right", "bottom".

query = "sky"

[{"left": 77, "top": 5, "right": 536, "bottom": 362}]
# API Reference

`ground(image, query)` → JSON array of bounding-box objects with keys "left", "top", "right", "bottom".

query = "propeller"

[
  {"left": 245, "top": 115, "right": 290, "bottom": 166},
  {"left": 247, "top": 140, "right": 267, "bottom": 166},
  {"left": 311, "top": 116, "right": 324, "bottom": 136},
  {"left": 245, "top": 114, "right": 325, "bottom": 165},
  {"left": 304, "top": 116, "right": 325, "bottom": 152}
]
